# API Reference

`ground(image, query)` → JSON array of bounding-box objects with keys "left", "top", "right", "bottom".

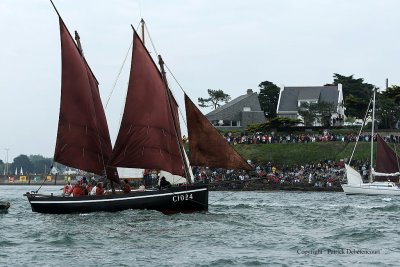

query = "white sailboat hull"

[
  {"left": 342, "top": 183, "right": 400, "bottom": 195},
  {"left": 343, "top": 164, "right": 400, "bottom": 195}
]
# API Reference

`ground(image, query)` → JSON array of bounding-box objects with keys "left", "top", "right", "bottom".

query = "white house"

[{"left": 276, "top": 84, "right": 345, "bottom": 126}]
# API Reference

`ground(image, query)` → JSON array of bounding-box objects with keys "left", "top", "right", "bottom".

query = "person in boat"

[
  {"left": 159, "top": 176, "right": 171, "bottom": 190},
  {"left": 96, "top": 182, "right": 104, "bottom": 196},
  {"left": 81, "top": 177, "right": 89, "bottom": 195},
  {"left": 63, "top": 181, "right": 72, "bottom": 195},
  {"left": 123, "top": 179, "right": 131, "bottom": 194},
  {"left": 71, "top": 181, "right": 84, "bottom": 197},
  {"left": 86, "top": 182, "right": 93, "bottom": 195},
  {"left": 90, "top": 182, "right": 97, "bottom": 195}
]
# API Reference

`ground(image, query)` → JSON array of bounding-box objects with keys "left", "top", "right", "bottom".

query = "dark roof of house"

[
  {"left": 278, "top": 86, "right": 339, "bottom": 112},
  {"left": 206, "top": 92, "right": 257, "bottom": 116}
]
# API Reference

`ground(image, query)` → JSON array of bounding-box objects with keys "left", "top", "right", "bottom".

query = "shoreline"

[{"left": 0, "top": 179, "right": 343, "bottom": 192}]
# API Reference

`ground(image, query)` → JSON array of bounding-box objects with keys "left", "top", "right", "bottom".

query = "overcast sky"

[{"left": 1, "top": 0, "right": 399, "bottom": 161}]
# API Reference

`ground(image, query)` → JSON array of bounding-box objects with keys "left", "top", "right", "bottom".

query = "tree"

[
  {"left": 258, "top": 81, "right": 280, "bottom": 118},
  {"left": 246, "top": 118, "right": 302, "bottom": 132},
  {"left": 316, "top": 101, "right": 337, "bottom": 127},
  {"left": 298, "top": 102, "right": 317, "bottom": 126},
  {"left": 376, "top": 86, "right": 400, "bottom": 129},
  {"left": 10, "top": 155, "right": 34, "bottom": 174},
  {"left": 298, "top": 101, "right": 336, "bottom": 127},
  {"left": 326, "top": 73, "right": 375, "bottom": 118},
  {"left": 198, "top": 89, "right": 231, "bottom": 109},
  {"left": 29, "top": 155, "right": 53, "bottom": 174}
]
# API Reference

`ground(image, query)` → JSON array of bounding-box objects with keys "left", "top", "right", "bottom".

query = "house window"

[
  {"left": 211, "top": 120, "right": 241, "bottom": 127},
  {"left": 243, "top": 107, "right": 251, "bottom": 111}
]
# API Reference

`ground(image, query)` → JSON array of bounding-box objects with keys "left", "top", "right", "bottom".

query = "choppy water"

[{"left": 1, "top": 185, "right": 400, "bottom": 266}]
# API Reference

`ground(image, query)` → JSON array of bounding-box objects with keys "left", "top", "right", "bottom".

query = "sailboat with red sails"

[{"left": 25, "top": 2, "right": 252, "bottom": 214}]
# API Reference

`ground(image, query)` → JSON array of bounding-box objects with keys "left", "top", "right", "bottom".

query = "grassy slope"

[{"left": 234, "top": 142, "right": 374, "bottom": 166}]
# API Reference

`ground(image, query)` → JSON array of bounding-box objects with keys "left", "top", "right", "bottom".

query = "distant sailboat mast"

[{"left": 370, "top": 88, "right": 376, "bottom": 183}]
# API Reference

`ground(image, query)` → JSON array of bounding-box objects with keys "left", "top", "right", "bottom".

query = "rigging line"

[
  {"left": 34, "top": 162, "right": 55, "bottom": 193},
  {"left": 141, "top": 22, "right": 189, "bottom": 126},
  {"left": 349, "top": 98, "right": 372, "bottom": 164},
  {"left": 334, "top": 141, "right": 350, "bottom": 160},
  {"left": 105, "top": 21, "right": 141, "bottom": 109},
  {"left": 143, "top": 22, "right": 158, "bottom": 57},
  {"left": 105, "top": 40, "right": 133, "bottom": 108},
  {"left": 164, "top": 63, "right": 189, "bottom": 126}
]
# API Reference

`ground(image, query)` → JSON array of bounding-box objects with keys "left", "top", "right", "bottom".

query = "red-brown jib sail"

[
  {"left": 185, "top": 94, "right": 253, "bottom": 171},
  {"left": 54, "top": 17, "right": 116, "bottom": 180},
  {"left": 109, "top": 31, "right": 185, "bottom": 176}
]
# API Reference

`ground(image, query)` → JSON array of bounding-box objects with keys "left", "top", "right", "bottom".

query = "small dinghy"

[{"left": 0, "top": 202, "right": 10, "bottom": 211}]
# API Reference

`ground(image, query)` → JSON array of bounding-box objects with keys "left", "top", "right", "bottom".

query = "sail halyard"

[
  {"left": 184, "top": 94, "right": 253, "bottom": 171},
  {"left": 54, "top": 16, "right": 116, "bottom": 181},
  {"left": 109, "top": 30, "right": 185, "bottom": 176}
]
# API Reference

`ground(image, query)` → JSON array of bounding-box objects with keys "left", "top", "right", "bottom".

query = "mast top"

[{"left": 74, "top": 30, "right": 84, "bottom": 56}]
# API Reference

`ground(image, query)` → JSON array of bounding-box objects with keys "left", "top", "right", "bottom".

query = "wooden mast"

[
  {"left": 158, "top": 55, "right": 192, "bottom": 184},
  {"left": 140, "top": 19, "right": 145, "bottom": 45}
]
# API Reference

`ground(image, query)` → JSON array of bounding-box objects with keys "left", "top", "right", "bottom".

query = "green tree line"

[{"left": 0, "top": 155, "right": 53, "bottom": 175}]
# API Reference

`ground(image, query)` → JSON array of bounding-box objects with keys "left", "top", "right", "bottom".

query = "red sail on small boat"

[
  {"left": 109, "top": 32, "right": 185, "bottom": 177},
  {"left": 185, "top": 95, "right": 253, "bottom": 171},
  {"left": 54, "top": 17, "right": 117, "bottom": 182}
]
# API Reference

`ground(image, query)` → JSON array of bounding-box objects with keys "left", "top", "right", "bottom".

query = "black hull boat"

[
  {"left": 0, "top": 201, "right": 10, "bottom": 211},
  {"left": 26, "top": 4, "right": 252, "bottom": 215},
  {"left": 25, "top": 185, "right": 208, "bottom": 214}
]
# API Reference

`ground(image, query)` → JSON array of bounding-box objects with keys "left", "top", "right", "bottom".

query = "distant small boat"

[{"left": 0, "top": 201, "right": 10, "bottom": 211}]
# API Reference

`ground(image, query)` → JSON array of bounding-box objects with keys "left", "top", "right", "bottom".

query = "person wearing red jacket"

[
  {"left": 123, "top": 179, "right": 131, "bottom": 194},
  {"left": 96, "top": 182, "right": 104, "bottom": 196},
  {"left": 71, "top": 183, "right": 84, "bottom": 197}
]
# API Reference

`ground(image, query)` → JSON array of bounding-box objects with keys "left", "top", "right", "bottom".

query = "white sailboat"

[{"left": 342, "top": 89, "right": 400, "bottom": 195}]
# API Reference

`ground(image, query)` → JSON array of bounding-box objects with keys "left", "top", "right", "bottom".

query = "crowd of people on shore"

[
  {"left": 62, "top": 158, "right": 370, "bottom": 193},
  {"left": 192, "top": 159, "right": 371, "bottom": 189},
  {"left": 222, "top": 131, "right": 400, "bottom": 145}
]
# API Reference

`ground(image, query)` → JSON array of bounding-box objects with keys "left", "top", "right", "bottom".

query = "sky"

[{"left": 0, "top": 0, "right": 399, "bottom": 161}]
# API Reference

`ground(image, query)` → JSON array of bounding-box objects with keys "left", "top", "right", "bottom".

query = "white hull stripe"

[
  {"left": 342, "top": 185, "right": 400, "bottom": 191},
  {"left": 30, "top": 188, "right": 207, "bottom": 204}
]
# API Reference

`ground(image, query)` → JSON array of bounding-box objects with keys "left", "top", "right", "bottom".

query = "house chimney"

[{"left": 247, "top": 89, "right": 253, "bottom": 95}]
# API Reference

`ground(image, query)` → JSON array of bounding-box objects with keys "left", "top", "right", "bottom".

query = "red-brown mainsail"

[
  {"left": 54, "top": 17, "right": 116, "bottom": 181},
  {"left": 185, "top": 94, "right": 253, "bottom": 171},
  {"left": 109, "top": 31, "right": 184, "bottom": 176},
  {"left": 375, "top": 134, "right": 400, "bottom": 182}
]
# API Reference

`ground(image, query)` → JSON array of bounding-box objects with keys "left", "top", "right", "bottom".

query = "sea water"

[{"left": 0, "top": 185, "right": 399, "bottom": 267}]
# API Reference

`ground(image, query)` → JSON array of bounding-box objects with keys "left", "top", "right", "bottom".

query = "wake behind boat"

[{"left": 25, "top": 2, "right": 252, "bottom": 214}]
